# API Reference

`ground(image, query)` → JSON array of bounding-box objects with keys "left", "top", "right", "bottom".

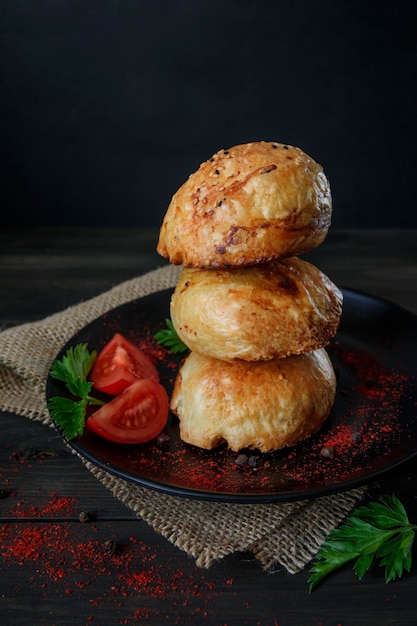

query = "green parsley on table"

[
  {"left": 47, "top": 343, "right": 105, "bottom": 440},
  {"left": 308, "top": 495, "right": 416, "bottom": 591},
  {"left": 154, "top": 318, "right": 189, "bottom": 354}
]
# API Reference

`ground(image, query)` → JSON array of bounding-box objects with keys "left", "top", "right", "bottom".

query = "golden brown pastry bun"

[
  {"left": 157, "top": 141, "right": 331, "bottom": 267},
  {"left": 170, "top": 257, "right": 342, "bottom": 361},
  {"left": 171, "top": 349, "right": 336, "bottom": 452}
]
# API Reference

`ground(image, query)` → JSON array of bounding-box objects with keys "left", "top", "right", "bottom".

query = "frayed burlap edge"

[{"left": 0, "top": 263, "right": 367, "bottom": 573}]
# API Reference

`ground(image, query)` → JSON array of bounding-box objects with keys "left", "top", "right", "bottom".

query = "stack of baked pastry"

[{"left": 157, "top": 141, "right": 342, "bottom": 453}]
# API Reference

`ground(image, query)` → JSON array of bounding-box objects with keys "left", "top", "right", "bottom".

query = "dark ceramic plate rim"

[{"left": 46, "top": 287, "right": 417, "bottom": 504}]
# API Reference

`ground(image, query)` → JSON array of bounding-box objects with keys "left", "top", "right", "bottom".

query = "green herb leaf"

[
  {"left": 50, "top": 343, "right": 97, "bottom": 392},
  {"left": 308, "top": 495, "right": 416, "bottom": 592},
  {"left": 47, "top": 396, "right": 87, "bottom": 440},
  {"left": 154, "top": 318, "right": 189, "bottom": 354},
  {"left": 47, "top": 343, "right": 104, "bottom": 440}
]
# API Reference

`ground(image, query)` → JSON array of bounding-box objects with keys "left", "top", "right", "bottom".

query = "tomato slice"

[
  {"left": 87, "top": 378, "right": 169, "bottom": 444},
  {"left": 89, "top": 333, "right": 159, "bottom": 395}
]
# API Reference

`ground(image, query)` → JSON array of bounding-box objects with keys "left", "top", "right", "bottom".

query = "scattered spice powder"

[
  {"left": 69, "top": 327, "right": 415, "bottom": 498},
  {"left": 51, "top": 313, "right": 415, "bottom": 500},
  {"left": 75, "top": 298, "right": 416, "bottom": 494},
  {"left": 280, "top": 344, "right": 412, "bottom": 486},
  {"left": 0, "top": 492, "right": 239, "bottom": 623},
  {"left": 9, "top": 492, "right": 78, "bottom": 518}
]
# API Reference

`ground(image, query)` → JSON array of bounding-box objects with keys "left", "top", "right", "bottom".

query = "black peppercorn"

[
  {"left": 156, "top": 432, "right": 171, "bottom": 449},
  {"left": 102, "top": 539, "right": 117, "bottom": 555},
  {"left": 320, "top": 446, "right": 335, "bottom": 459}
]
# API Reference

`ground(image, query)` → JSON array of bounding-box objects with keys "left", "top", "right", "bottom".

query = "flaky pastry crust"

[
  {"left": 157, "top": 141, "right": 331, "bottom": 267},
  {"left": 171, "top": 349, "right": 336, "bottom": 452},
  {"left": 170, "top": 257, "right": 342, "bottom": 361}
]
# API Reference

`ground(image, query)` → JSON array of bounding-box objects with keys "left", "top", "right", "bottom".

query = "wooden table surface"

[{"left": 1, "top": 227, "right": 416, "bottom": 626}]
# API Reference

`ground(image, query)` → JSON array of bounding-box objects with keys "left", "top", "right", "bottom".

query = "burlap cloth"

[{"left": 0, "top": 264, "right": 366, "bottom": 573}]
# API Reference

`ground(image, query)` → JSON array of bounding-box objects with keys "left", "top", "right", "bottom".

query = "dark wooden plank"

[
  {"left": 0, "top": 227, "right": 166, "bottom": 327},
  {"left": 1, "top": 517, "right": 417, "bottom": 626},
  {"left": 304, "top": 228, "right": 417, "bottom": 313},
  {"left": 0, "top": 412, "right": 137, "bottom": 521},
  {"left": 1, "top": 505, "right": 417, "bottom": 626}
]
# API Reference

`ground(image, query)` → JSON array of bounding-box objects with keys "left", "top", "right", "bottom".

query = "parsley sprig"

[
  {"left": 47, "top": 343, "right": 105, "bottom": 440},
  {"left": 154, "top": 318, "right": 189, "bottom": 354},
  {"left": 308, "top": 495, "right": 416, "bottom": 591}
]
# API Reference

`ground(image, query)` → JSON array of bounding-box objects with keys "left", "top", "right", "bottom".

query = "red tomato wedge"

[
  {"left": 87, "top": 378, "right": 169, "bottom": 444},
  {"left": 89, "top": 333, "right": 159, "bottom": 395}
]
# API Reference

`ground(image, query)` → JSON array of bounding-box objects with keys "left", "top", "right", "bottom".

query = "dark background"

[{"left": 1, "top": 0, "right": 416, "bottom": 229}]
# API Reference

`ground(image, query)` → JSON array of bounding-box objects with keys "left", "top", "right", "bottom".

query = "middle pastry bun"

[{"left": 170, "top": 257, "right": 343, "bottom": 362}]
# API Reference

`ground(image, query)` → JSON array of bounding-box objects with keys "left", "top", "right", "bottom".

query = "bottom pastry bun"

[{"left": 170, "top": 348, "right": 336, "bottom": 453}]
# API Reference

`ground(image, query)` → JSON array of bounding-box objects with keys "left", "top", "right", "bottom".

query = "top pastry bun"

[{"left": 157, "top": 141, "right": 332, "bottom": 268}]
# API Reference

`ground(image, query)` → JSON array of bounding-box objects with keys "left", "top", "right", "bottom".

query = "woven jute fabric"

[{"left": 0, "top": 264, "right": 366, "bottom": 573}]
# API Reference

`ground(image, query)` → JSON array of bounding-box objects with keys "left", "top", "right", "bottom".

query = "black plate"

[{"left": 46, "top": 288, "right": 417, "bottom": 503}]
